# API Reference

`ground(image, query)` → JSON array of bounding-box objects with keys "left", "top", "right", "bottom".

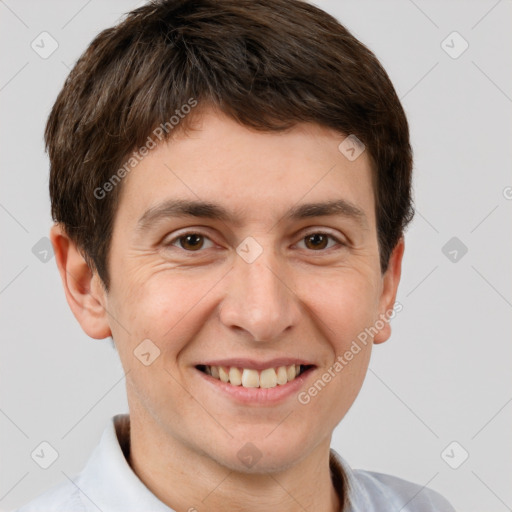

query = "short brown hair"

[{"left": 46, "top": 0, "right": 414, "bottom": 291}]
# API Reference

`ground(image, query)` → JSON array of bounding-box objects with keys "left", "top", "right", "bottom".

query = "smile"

[{"left": 196, "top": 364, "right": 314, "bottom": 388}]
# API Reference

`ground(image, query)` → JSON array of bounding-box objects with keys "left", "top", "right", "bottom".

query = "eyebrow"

[{"left": 136, "top": 198, "right": 368, "bottom": 231}]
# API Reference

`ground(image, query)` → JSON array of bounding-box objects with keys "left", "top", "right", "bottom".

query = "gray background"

[{"left": 1, "top": 1, "right": 511, "bottom": 510}]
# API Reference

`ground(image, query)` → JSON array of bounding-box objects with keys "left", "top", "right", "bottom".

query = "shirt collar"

[
  {"left": 78, "top": 414, "right": 362, "bottom": 512},
  {"left": 77, "top": 414, "right": 174, "bottom": 510}
]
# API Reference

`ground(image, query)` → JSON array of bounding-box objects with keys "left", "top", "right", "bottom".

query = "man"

[{"left": 17, "top": 0, "right": 456, "bottom": 510}]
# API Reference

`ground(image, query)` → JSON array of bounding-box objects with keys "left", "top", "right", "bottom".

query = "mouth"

[{"left": 195, "top": 363, "right": 315, "bottom": 389}]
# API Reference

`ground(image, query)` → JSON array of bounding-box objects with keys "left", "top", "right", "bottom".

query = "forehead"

[{"left": 116, "top": 110, "right": 376, "bottom": 230}]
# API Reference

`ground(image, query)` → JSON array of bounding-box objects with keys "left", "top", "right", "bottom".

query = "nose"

[{"left": 218, "top": 243, "right": 301, "bottom": 342}]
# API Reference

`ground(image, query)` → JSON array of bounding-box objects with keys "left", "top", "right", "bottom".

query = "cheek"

[
  {"left": 305, "top": 271, "right": 380, "bottom": 346},
  {"left": 297, "top": 343, "right": 372, "bottom": 438},
  {"left": 110, "top": 268, "right": 217, "bottom": 352},
  {"left": 108, "top": 271, "right": 213, "bottom": 420}
]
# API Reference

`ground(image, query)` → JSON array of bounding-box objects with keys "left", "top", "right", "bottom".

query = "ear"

[
  {"left": 373, "top": 237, "right": 404, "bottom": 345},
  {"left": 50, "top": 224, "right": 112, "bottom": 339}
]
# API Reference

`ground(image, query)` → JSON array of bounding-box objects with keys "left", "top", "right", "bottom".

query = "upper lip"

[{"left": 196, "top": 358, "right": 316, "bottom": 371}]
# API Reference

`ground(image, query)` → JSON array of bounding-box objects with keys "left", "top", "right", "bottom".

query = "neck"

[{"left": 125, "top": 413, "right": 343, "bottom": 512}]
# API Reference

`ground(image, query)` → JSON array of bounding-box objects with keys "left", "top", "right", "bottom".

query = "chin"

[{"left": 208, "top": 432, "right": 312, "bottom": 474}]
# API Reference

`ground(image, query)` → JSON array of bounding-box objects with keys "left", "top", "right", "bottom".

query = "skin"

[{"left": 51, "top": 107, "right": 404, "bottom": 512}]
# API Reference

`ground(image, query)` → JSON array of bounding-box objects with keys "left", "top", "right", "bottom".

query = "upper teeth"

[{"left": 204, "top": 364, "right": 303, "bottom": 388}]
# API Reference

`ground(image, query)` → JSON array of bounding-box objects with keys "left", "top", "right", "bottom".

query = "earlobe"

[
  {"left": 373, "top": 237, "right": 405, "bottom": 345},
  {"left": 50, "top": 224, "right": 112, "bottom": 340}
]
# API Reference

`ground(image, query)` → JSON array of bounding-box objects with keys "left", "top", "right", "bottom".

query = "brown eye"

[
  {"left": 304, "top": 233, "right": 329, "bottom": 250},
  {"left": 178, "top": 233, "right": 205, "bottom": 251},
  {"left": 164, "top": 232, "right": 215, "bottom": 252},
  {"left": 298, "top": 232, "right": 343, "bottom": 251}
]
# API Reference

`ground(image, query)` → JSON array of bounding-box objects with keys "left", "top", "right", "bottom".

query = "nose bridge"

[{"left": 219, "top": 239, "right": 298, "bottom": 341}]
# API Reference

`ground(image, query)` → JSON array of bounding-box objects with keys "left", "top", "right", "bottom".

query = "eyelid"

[{"left": 300, "top": 227, "right": 344, "bottom": 241}]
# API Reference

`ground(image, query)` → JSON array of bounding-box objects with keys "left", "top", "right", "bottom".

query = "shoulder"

[
  {"left": 351, "top": 468, "right": 456, "bottom": 511},
  {"left": 13, "top": 477, "right": 86, "bottom": 512},
  {"left": 330, "top": 449, "right": 456, "bottom": 512}
]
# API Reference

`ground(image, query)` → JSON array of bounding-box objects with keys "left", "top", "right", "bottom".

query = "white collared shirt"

[{"left": 15, "top": 414, "right": 456, "bottom": 512}]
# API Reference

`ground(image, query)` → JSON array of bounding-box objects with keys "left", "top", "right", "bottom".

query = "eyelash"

[{"left": 164, "top": 230, "right": 346, "bottom": 253}]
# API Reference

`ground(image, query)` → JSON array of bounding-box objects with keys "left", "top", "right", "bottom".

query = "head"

[{"left": 48, "top": 0, "right": 413, "bottom": 473}]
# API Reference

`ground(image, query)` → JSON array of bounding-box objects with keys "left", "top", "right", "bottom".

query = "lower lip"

[{"left": 196, "top": 367, "right": 316, "bottom": 405}]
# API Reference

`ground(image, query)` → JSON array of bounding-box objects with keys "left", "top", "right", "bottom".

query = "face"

[{"left": 55, "top": 108, "right": 403, "bottom": 473}]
